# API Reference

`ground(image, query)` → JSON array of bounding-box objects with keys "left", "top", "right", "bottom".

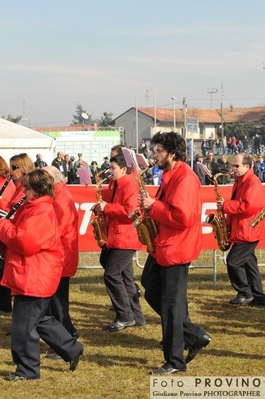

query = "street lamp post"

[{"left": 172, "top": 96, "right": 177, "bottom": 132}]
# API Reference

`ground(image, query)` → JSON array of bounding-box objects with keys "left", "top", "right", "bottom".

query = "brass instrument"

[
  {"left": 129, "top": 165, "right": 158, "bottom": 253},
  {"left": 89, "top": 170, "right": 108, "bottom": 248},
  {"left": 249, "top": 209, "right": 265, "bottom": 228},
  {"left": 205, "top": 173, "right": 230, "bottom": 251}
]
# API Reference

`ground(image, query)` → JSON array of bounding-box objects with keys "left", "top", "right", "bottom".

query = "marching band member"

[
  {"left": 217, "top": 153, "right": 265, "bottom": 305},
  {"left": 0, "top": 169, "right": 83, "bottom": 381},
  {"left": 0, "top": 153, "right": 35, "bottom": 313},
  {"left": 95, "top": 154, "right": 146, "bottom": 331},
  {"left": 140, "top": 132, "right": 211, "bottom": 375},
  {"left": 43, "top": 166, "right": 79, "bottom": 360}
]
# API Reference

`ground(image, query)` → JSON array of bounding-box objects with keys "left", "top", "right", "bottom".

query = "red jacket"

[
  {"left": 101, "top": 173, "right": 142, "bottom": 250},
  {"left": 223, "top": 168, "right": 265, "bottom": 242},
  {"left": 53, "top": 182, "right": 79, "bottom": 277},
  {"left": 0, "top": 195, "right": 64, "bottom": 297},
  {"left": 150, "top": 161, "right": 202, "bottom": 266}
]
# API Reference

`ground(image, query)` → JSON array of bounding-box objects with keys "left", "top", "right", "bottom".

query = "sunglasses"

[
  {"left": 11, "top": 165, "right": 19, "bottom": 171},
  {"left": 232, "top": 164, "right": 243, "bottom": 168}
]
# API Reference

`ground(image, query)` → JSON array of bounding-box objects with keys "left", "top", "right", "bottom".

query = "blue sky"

[{"left": 1, "top": 0, "right": 265, "bottom": 126}]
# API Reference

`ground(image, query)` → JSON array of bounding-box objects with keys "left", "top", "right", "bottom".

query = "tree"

[
  {"left": 223, "top": 121, "right": 256, "bottom": 140},
  {"left": 2, "top": 114, "right": 22, "bottom": 123},
  {"left": 72, "top": 104, "right": 92, "bottom": 125},
  {"left": 98, "top": 112, "right": 114, "bottom": 128}
]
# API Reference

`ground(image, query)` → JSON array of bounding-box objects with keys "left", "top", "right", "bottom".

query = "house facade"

[{"left": 113, "top": 106, "right": 265, "bottom": 150}]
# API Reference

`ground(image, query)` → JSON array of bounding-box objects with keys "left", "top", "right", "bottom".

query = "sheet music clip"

[
  {"left": 196, "top": 162, "right": 213, "bottom": 178},
  {"left": 121, "top": 148, "right": 140, "bottom": 171}
]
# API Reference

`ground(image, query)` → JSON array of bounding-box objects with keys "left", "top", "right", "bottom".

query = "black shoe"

[
  {"left": 106, "top": 319, "right": 136, "bottom": 332},
  {"left": 45, "top": 352, "right": 61, "bottom": 360},
  {"left": 186, "top": 334, "right": 211, "bottom": 364},
  {"left": 229, "top": 295, "right": 253, "bottom": 305},
  {"left": 69, "top": 348, "right": 84, "bottom": 372},
  {"left": 5, "top": 373, "right": 27, "bottom": 381},
  {"left": 248, "top": 298, "right": 265, "bottom": 306},
  {"left": 150, "top": 362, "right": 186, "bottom": 375}
]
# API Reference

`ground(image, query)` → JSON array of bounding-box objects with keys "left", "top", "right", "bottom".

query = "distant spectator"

[
  {"left": 193, "top": 153, "right": 206, "bottom": 185},
  {"left": 253, "top": 155, "right": 264, "bottom": 178},
  {"left": 139, "top": 140, "right": 147, "bottom": 156},
  {"left": 203, "top": 152, "right": 217, "bottom": 185},
  {"left": 254, "top": 155, "right": 265, "bottom": 182},
  {"left": 90, "top": 161, "right": 100, "bottom": 184},
  {"left": 152, "top": 164, "right": 163, "bottom": 185},
  {"left": 216, "top": 155, "right": 231, "bottom": 184},
  {"left": 100, "top": 157, "right": 111, "bottom": 184},
  {"left": 201, "top": 139, "right": 207, "bottom": 157},
  {"left": 207, "top": 136, "right": 214, "bottom": 151},
  {"left": 242, "top": 136, "right": 249, "bottom": 152},
  {"left": 237, "top": 140, "right": 243, "bottom": 153},
  {"left": 254, "top": 134, "right": 261, "bottom": 154},
  {"left": 52, "top": 151, "right": 64, "bottom": 172},
  {"left": 73, "top": 153, "right": 83, "bottom": 184},
  {"left": 62, "top": 154, "right": 74, "bottom": 184},
  {"left": 231, "top": 136, "right": 238, "bottom": 154},
  {"left": 222, "top": 136, "right": 227, "bottom": 154},
  {"left": 34, "top": 154, "right": 47, "bottom": 169}
]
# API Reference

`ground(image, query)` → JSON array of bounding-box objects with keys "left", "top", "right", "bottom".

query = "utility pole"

[
  {"left": 220, "top": 102, "right": 224, "bottom": 153},
  {"left": 207, "top": 88, "right": 218, "bottom": 108},
  {"left": 183, "top": 97, "right": 187, "bottom": 140}
]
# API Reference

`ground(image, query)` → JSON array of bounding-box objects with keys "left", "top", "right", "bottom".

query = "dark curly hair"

[{"left": 151, "top": 131, "right": 187, "bottom": 162}]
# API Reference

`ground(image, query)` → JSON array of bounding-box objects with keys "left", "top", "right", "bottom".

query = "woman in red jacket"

[
  {"left": 95, "top": 154, "right": 145, "bottom": 332},
  {"left": 0, "top": 156, "right": 16, "bottom": 312},
  {"left": 0, "top": 153, "right": 34, "bottom": 313},
  {"left": 0, "top": 169, "right": 83, "bottom": 381}
]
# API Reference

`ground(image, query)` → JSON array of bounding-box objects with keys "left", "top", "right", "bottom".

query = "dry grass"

[{"left": 0, "top": 250, "right": 265, "bottom": 398}]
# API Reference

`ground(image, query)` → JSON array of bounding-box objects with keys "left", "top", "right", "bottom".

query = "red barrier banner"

[{"left": 68, "top": 185, "right": 265, "bottom": 251}]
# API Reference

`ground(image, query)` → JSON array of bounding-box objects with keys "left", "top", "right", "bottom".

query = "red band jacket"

[
  {"left": 101, "top": 173, "right": 142, "bottom": 250},
  {"left": 150, "top": 161, "right": 202, "bottom": 266},
  {"left": 53, "top": 182, "right": 79, "bottom": 277},
  {"left": 223, "top": 168, "right": 265, "bottom": 243},
  {"left": 0, "top": 195, "right": 64, "bottom": 297}
]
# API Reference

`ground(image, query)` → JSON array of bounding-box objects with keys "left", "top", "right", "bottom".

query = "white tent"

[{"left": 0, "top": 118, "right": 55, "bottom": 165}]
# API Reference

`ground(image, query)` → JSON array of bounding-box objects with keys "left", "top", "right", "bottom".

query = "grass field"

[{"left": 0, "top": 250, "right": 265, "bottom": 399}]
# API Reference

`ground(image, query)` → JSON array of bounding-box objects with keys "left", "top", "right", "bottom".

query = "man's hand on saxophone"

[
  {"left": 216, "top": 197, "right": 224, "bottom": 211},
  {"left": 95, "top": 201, "right": 107, "bottom": 213},
  {"left": 138, "top": 192, "right": 155, "bottom": 211}
]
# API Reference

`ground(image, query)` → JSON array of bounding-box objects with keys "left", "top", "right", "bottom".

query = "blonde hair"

[{"left": 10, "top": 153, "right": 35, "bottom": 174}]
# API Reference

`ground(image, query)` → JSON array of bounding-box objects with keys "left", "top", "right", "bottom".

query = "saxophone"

[
  {"left": 205, "top": 173, "right": 231, "bottom": 251},
  {"left": 88, "top": 169, "right": 108, "bottom": 248},
  {"left": 249, "top": 209, "right": 265, "bottom": 228},
  {"left": 129, "top": 166, "right": 158, "bottom": 253}
]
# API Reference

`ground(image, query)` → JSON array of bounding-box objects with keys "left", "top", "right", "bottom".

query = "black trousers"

[
  {"left": 226, "top": 241, "right": 264, "bottom": 299},
  {"left": 0, "top": 286, "right": 12, "bottom": 312},
  {"left": 11, "top": 295, "right": 83, "bottom": 379},
  {"left": 46, "top": 277, "right": 77, "bottom": 336},
  {"left": 100, "top": 248, "right": 145, "bottom": 324},
  {"left": 142, "top": 255, "right": 207, "bottom": 369}
]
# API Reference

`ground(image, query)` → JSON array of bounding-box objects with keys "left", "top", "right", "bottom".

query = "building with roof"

[{"left": 112, "top": 106, "right": 265, "bottom": 149}]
